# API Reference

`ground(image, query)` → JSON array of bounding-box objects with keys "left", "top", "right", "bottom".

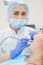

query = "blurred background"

[{"left": 0, "top": 0, "right": 43, "bottom": 30}]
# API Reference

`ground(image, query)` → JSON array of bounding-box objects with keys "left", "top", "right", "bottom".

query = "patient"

[{"left": 25, "top": 30, "right": 43, "bottom": 65}]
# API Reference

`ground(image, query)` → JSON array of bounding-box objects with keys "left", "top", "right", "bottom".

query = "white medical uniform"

[{"left": 0, "top": 26, "right": 35, "bottom": 56}]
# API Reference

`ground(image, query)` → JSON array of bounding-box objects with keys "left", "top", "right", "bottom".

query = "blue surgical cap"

[{"left": 7, "top": 0, "right": 29, "bottom": 22}]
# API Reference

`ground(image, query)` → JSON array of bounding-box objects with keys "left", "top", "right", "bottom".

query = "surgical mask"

[{"left": 10, "top": 18, "right": 27, "bottom": 28}]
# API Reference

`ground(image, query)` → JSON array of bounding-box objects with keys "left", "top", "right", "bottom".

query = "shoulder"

[
  {"left": 0, "top": 27, "right": 10, "bottom": 35},
  {"left": 0, "top": 27, "right": 11, "bottom": 43}
]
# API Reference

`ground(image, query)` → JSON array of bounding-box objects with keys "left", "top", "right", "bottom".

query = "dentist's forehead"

[{"left": 11, "top": 5, "right": 27, "bottom": 12}]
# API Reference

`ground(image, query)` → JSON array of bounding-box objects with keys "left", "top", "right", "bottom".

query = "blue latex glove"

[
  {"left": 29, "top": 31, "right": 36, "bottom": 40},
  {"left": 10, "top": 38, "right": 30, "bottom": 59}
]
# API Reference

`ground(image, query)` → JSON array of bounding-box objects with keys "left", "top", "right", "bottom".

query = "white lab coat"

[{"left": 0, "top": 26, "right": 35, "bottom": 56}]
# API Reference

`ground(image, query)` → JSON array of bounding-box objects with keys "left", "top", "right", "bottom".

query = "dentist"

[{"left": 0, "top": 0, "right": 35, "bottom": 62}]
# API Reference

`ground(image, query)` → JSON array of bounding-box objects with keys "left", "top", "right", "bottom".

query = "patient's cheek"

[
  {"left": 29, "top": 39, "right": 42, "bottom": 53},
  {"left": 34, "top": 33, "right": 43, "bottom": 43}
]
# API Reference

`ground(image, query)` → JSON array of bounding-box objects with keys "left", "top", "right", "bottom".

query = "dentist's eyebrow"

[{"left": 13, "top": 11, "right": 19, "bottom": 15}]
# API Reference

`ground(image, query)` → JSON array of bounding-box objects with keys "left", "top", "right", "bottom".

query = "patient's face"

[
  {"left": 29, "top": 30, "right": 43, "bottom": 53},
  {"left": 25, "top": 30, "right": 43, "bottom": 65},
  {"left": 34, "top": 30, "right": 43, "bottom": 43}
]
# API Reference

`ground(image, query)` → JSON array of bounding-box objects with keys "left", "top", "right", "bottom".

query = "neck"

[{"left": 9, "top": 24, "right": 20, "bottom": 34}]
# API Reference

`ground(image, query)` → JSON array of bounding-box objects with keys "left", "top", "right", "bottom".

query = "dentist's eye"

[
  {"left": 13, "top": 11, "right": 19, "bottom": 16},
  {"left": 22, "top": 12, "right": 26, "bottom": 16}
]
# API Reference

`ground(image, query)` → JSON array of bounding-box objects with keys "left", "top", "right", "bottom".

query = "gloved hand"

[
  {"left": 10, "top": 38, "right": 30, "bottom": 59},
  {"left": 29, "top": 31, "right": 36, "bottom": 40}
]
